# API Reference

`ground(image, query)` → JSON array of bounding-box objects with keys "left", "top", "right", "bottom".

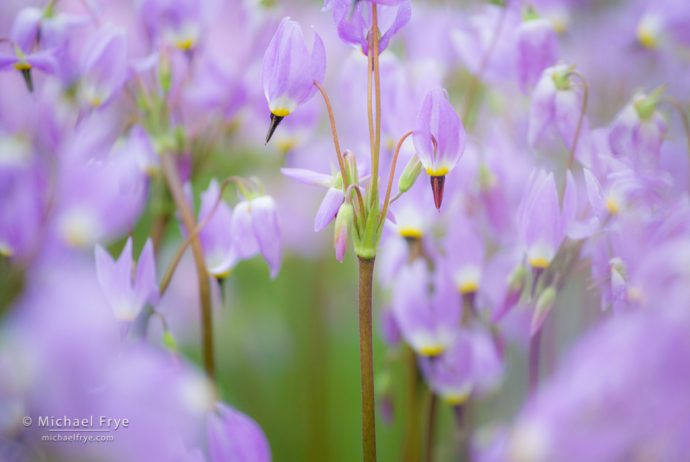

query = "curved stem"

[
  {"left": 358, "top": 257, "right": 378, "bottom": 462},
  {"left": 389, "top": 190, "right": 404, "bottom": 205},
  {"left": 314, "top": 82, "right": 349, "bottom": 190},
  {"left": 158, "top": 176, "right": 244, "bottom": 295},
  {"left": 346, "top": 183, "right": 367, "bottom": 235},
  {"left": 379, "top": 130, "right": 414, "bottom": 228},
  {"left": 160, "top": 153, "right": 216, "bottom": 387},
  {"left": 566, "top": 71, "right": 589, "bottom": 170}
]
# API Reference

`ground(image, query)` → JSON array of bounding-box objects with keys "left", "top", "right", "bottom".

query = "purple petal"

[
  {"left": 231, "top": 201, "right": 260, "bottom": 260},
  {"left": 135, "top": 238, "right": 159, "bottom": 306},
  {"left": 207, "top": 403, "right": 271, "bottom": 462},
  {"left": 250, "top": 196, "right": 282, "bottom": 279},
  {"left": 314, "top": 187, "right": 344, "bottom": 232},
  {"left": 280, "top": 168, "right": 333, "bottom": 188},
  {"left": 10, "top": 8, "right": 43, "bottom": 52}
]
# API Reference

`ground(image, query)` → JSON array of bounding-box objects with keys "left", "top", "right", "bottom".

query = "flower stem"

[
  {"left": 402, "top": 345, "right": 421, "bottom": 462},
  {"left": 160, "top": 153, "right": 216, "bottom": 386},
  {"left": 314, "top": 81, "right": 349, "bottom": 190},
  {"left": 379, "top": 130, "right": 414, "bottom": 229},
  {"left": 357, "top": 256, "right": 377, "bottom": 462},
  {"left": 528, "top": 328, "right": 542, "bottom": 396},
  {"left": 424, "top": 391, "right": 438, "bottom": 462}
]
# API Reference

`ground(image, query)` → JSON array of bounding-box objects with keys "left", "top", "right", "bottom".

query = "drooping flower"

[
  {"left": 207, "top": 402, "right": 271, "bottom": 462},
  {"left": 281, "top": 167, "right": 346, "bottom": 232},
  {"left": 323, "top": 0, "right": 412, "bottom": 56},
  {"left": 0, "top": 8, "right": 59, "bottom": 92},
  {"left": 262, "top": 17, "right": 326, "bottom": 144},
  {"left": 231, "top": 196, "right": 282, "bottom": 279},
  {"left": 509, "top": 308, "right": 690, "bottom": 462},
  {"left": 516, "top": 11, "right": 559, "bottom": 92},
  {"left": 413, "top": 88, "right": 466, "bottom": 210},
  {"left": 444, "top": 215, "right": 484, "bottom": 296},
  {"left": 94, "top": 237, "right": 159, "bottom": 323},
  {"left": 608, "top": 89, "right": 667, "bottom": 172},
  {"left": 391, "top": 259, "right": 461, "bottom": 356},
  {"left": 138, "top": 0, "right": 205, "bottom": 52},
  {"left": 79, "top": 28, "right": 129, "bottom": 109},
  {"left": 420, "top": 328, "right": 503, "bottom": 405},
  {"left": 197, "top": 179, "right": 237, "bottom": 278},
  {"left": 527, "top": 64, "right": 586, "bottom": 153},
  {"left": 517, "top": 170, "right": 574, "bottom": 269}
]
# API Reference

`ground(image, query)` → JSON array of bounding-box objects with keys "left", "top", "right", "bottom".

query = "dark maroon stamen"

[{"left": 430, "top": 175, "right": 446, "bottom": 210}]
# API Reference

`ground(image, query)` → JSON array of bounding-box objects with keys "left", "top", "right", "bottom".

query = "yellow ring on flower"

[
  {"left": 271, "top": 108, "right": 291, "bottom": 117},
  {"left": 458, "top": 281, "right": 479, "bottom": 294},
  {"left": 14, "top": 62, "right": 31, "bottom": 71},
  {"left": 529, "top": 257, "right": 550, "bottom": 269},
  {"left": 419, "top": 344, "right": 445, "bottom": 357},
  {"left": 399, "top": 227, "right": 423, "bottom": 239},
  {"left": 426, "top": 167, "right": 449, "bottom": 176}
]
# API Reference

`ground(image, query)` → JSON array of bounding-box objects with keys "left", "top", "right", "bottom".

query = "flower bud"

[
  {"left": 333, "top": 202, "right": 353, "bottom": 262},
  {"left": 397, "top": 155, "right": 422, "bottom": 193},
  {"left": 162, "top": 330, "right": 178, "bottom": 351},
  {"left": 530, "top": 287, "right": 557, "bottom": 336},
  {"left": 343, "top": 150, "right": 359, "bottom": 186},
  {"left": 633, "top": 85, "right": 665, "bottom": 120}
]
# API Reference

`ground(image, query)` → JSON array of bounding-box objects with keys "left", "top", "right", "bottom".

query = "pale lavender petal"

[
  {"left": 10, "top": 8, "right": 42, "bottom": 52},
  {"left": 314, "top": 187, "right": 344, "bottom": 232},
  {"left": 280, "top": 168, "right": 333, "bottom": 188},
  {"left": 207, "top": 403, "right": 271, "bottom": 462},
  {"left": 251, "top": 196, "right": 282, "bottom": 279},
  {"left": 135, "top": 238, "right": 159, "bottom": 307},
  {"left": 231, "top": 201, "right": 260, "bottom": 260}
]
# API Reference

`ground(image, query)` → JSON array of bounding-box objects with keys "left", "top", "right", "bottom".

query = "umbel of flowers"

[{"left": 262, "top": 2, "right": 465, "bottom": 460}]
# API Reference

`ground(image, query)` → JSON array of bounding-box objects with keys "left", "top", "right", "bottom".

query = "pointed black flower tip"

[
  {"left": 430, "top": 175, "right": 446, "bottom": 211},
  {"left": 265, "top": 113, "right": 285, "bottom": 145},
  {"left": 20, "top": 68, "right": 34, "bottom": 93}
]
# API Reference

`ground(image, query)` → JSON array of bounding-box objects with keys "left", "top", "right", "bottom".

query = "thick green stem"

[
  {"left": 358, "top": 257, "right": 377, "bottom": 462},
  {"left": 160, "top": 153, "right": 216, "bottom": 386}
]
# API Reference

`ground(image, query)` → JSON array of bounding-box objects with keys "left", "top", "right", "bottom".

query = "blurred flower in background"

[{"left": 1, "top": 0, "right": 689, "bottom": 461}]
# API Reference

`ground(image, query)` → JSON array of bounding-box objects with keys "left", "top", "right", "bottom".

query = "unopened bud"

[
  {"left": 634, "top": 86, "right": 665, "bottom": 120},
  {"left": 530, "top": 287, "right": 557, "bottom": 336},
  {"left": 334, "top": 203, "right": 354, "bottom": 262},
  {"left": 163, "top": 330, "right": 178, "bottom": 351},
  {"left": 343, "top": 150, "right": 359, "bottom": 186},
  {"left": 398, "top": 155, "right": 423, "bottom": 193},
  {"left": 159, "top": 50, "right": 172, "bottom": 94}
]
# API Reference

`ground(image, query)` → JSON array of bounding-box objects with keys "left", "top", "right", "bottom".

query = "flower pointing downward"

[
  {"left": 262, "top": 17, "right": 326, "bottom": 144},
  {"left": 413, "top": 88, "right": 466, "bottom": 210}
]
